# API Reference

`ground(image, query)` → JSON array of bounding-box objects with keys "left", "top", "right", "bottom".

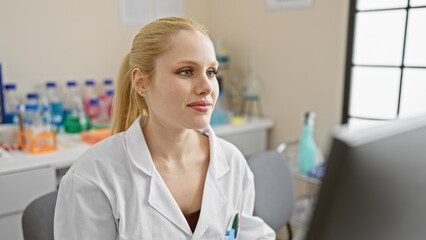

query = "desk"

[{"left": 0, "top": 118, "right": 273, "bottom": 240}]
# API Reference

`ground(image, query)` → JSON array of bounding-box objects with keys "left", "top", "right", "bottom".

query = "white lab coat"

[{"left": 54, "top": 116, "right": 275, "bottom": 240}]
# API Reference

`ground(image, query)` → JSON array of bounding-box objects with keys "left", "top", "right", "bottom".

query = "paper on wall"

[
  {"left": 155, "top": 0, "right": 184, "bottom": 20},
  {"left": 120, "top": 0, "right": 184, "bottom": 26}
]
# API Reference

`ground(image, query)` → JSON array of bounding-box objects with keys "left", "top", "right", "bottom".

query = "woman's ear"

[{"left": 132, "top": 68, "right": 147, "bottom": 96}]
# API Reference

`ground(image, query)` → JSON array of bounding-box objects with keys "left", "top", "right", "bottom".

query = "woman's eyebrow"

[{"left": 176, "top": 59, "right": 219, "bottom": 67}]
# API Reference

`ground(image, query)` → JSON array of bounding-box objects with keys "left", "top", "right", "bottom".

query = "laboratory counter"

[{"left": 1, "top": 118, "right": 273, "bottom": 175}]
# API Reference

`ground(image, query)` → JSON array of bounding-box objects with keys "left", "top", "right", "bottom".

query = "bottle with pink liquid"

[{"left": 82, "top": 79, "right": 98, "bottom": 117}]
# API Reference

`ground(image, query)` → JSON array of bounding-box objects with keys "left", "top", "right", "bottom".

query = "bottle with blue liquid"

[
  {"left": 3, "top": 83, "right": 20, "bottom": 124},
  {"left": 299, "top": 111, "right": 317, "bottom": 175},
  {"left": 63, "top": 81, "right": 78, "bottom": 119},
  {"left": 46, "top": 81, "right": 63, "bottom": 132}
]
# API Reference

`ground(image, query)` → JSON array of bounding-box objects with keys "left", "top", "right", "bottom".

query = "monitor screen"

[
  {"left": 305, "top": 115, "right": 426, "bottom": 240},
  {"left": 0, "top": 63, "right": 4, "bottom": 123}
]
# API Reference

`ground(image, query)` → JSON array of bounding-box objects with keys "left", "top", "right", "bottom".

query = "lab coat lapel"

[
  {"left": 148, "top": 169, "right": 193, "bottom": 236},
  {"left": 193, "top": 126, "right": 229, "bottom": 239}
]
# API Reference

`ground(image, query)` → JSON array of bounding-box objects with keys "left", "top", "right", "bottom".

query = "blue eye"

[
  {"left": 207, "top": 69, "right": 218, "bottom": 78},
  {"left": 178, "top": 69, "right": 192, "bottom": 77}
]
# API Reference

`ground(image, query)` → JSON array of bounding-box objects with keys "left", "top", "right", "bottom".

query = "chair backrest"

[
  {"left": 22, "top": 191, "right": 58, "bottom": 240},
  {"left": 247, "top": 150, "right": 295, "bottom": 231}
]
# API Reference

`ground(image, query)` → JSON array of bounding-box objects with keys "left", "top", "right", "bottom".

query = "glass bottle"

[
  {"left": 63, "top": 81, "right": 89, "bottom": 133},
  {"left": 46, "top": 81, "right": 63, "bottom": 131},
  {"left": 299, "top": 111, "right": 317, "bottom": 175},
  {"left": 82, "top": 79, "right": 98, "bottom": 116},
  {"left": 3, "top": 83, "right": 19, "bottom": 124}
]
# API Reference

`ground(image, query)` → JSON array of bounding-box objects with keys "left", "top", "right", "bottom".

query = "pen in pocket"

[{"left": 224, "top": 212, "right": 239, "bottom": 240}]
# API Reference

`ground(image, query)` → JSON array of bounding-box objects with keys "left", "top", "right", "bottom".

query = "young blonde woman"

[{"left": 54, "top": 17, "right": 275, "bottom": 239}]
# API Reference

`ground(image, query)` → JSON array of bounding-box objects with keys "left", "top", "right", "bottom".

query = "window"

[{"left": 342, "top": 0, "right": 426, "bottom": 129}]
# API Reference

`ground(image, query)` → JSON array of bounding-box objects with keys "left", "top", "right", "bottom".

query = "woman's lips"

[{"left": 187, "top": 101, "right": 212, "bottom": 112}]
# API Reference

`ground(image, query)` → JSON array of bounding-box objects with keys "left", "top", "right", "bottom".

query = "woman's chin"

[{"left": 188, "top": 117, "right": 211, "bottom": 130}]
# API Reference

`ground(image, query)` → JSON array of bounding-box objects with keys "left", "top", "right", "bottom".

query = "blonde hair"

[{"left": 111, "top": 17, "right": 209, "bottom": 133}]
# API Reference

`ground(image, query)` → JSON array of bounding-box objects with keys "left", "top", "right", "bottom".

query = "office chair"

[
  {"left": 247, "top": 149, "right": 296, "bottom": 240},
  {"left": 22, "top": 191, "right": 58, "bottom": 240}
]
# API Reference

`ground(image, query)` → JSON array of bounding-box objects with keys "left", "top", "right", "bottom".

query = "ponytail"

[{"left": 111, "top": 53, "right": 148, "bottom": 134}]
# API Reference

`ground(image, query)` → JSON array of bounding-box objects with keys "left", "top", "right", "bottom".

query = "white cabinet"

[
  {"left": 0, "top": 166, "right": 56, "bottom": 240},
  {"left": 214, "top": 118, "right": 273, "bottom": 157},
  {"left": 0, "top": 214, "right": 23, "bottom": 240}
]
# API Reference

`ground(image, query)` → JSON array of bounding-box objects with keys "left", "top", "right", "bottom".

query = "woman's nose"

[{"left": 196, "top": 74, "right": 214, "bottom": 95}]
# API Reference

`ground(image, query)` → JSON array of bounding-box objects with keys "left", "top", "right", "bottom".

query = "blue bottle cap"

[
  {"left": 27, "top": 93, "right": 39, "bottom": 99},
  {"left": 25, "top": 104, "right": 39, "bottom": 111},
  {"left": 90, "top": 98, "right": 99, "bottom": 105},
  {"left": 67, "top": 81, "right": 77, "bottom": 87},
  {"left": 46, "top": 82, "right": 56, "bottom": 87},
  {"left": 85, "top": 80, "right": 95, "bottom": 86},
  {"left": 104, "top": 79, "right": 113, "bottom": 85},
  {"left": 4, "top": 84, "right": 16, "bottom": 90}
]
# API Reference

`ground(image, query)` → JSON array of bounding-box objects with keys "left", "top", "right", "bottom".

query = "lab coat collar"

[
  {"left": 126, "top": 116, "right": 230, "bottom": 237},
  {"left": 204, "top": 124, "right": 230, "bottom": 179},
  {"left": 125, "top": 116, "right": 154, "bottom": 176}
]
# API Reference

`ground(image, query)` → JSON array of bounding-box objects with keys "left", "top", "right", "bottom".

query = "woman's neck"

[{"left": 141, "top": 117, "right": 207, "bottom": 165}]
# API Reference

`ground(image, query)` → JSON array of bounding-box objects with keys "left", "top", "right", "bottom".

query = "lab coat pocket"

[{"left": 224, "top": 211, "right": 240, "bottom": 240}]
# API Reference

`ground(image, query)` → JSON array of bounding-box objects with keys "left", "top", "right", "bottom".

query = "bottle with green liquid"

[
  {"left": 63, "top": 81, "right": 90, "bottom": 133},
  {"left": 299, "top": 111, "right": 317, "bottom": 176}
]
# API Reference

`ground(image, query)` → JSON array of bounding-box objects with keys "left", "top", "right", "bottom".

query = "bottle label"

[
  {"left": 88, "top": 105, "right": 100, "bottom": 120},
  {"left": 50, "top": 102, "right": 63, "bottom": 126},
  {"left": 4, "top": 113, "right": 18, "bottom": 124}
]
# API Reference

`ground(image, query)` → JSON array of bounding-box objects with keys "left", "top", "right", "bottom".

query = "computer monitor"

[
  {"left": 0, "top": 63, "right": 5, "bottom": 123},
  {"left": 305, "top": 115, "right": 426, "bottom": 240}
]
